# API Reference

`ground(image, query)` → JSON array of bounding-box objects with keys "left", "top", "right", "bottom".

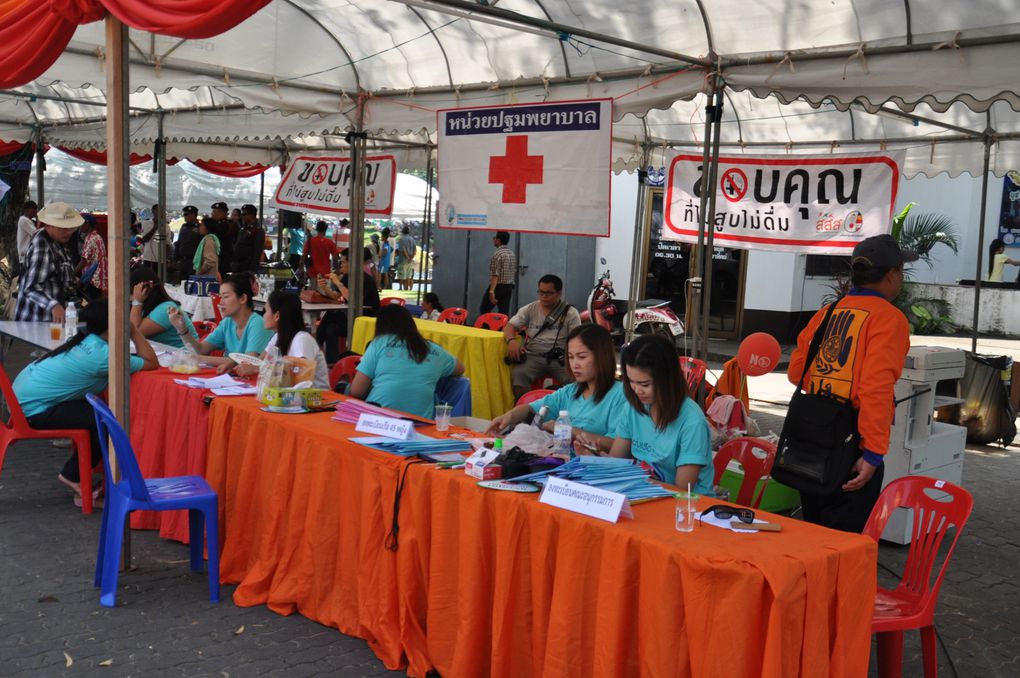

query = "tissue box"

[
  {"left": 260, "top": 387, "right": 325, "bottom": 408},
  {"left": 465, "top": 448, "right": 502, "bottom": 480},
  {"left": 184, "top": 275, "right": 220, "bottom": 297}
]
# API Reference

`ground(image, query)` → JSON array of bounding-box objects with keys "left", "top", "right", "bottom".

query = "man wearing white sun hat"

[{"left": 15, "top": 201, "right": 83, "bottom": 322}]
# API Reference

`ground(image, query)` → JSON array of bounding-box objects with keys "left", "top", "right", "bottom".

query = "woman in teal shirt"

[
  {"left": 609, "top": 335, "right": 713, "bottom": 493},
  {"left": 487, "top": 325, "right": 624, "bottom": 453},
  {"left": 349, "top": 305, "right": 464, "bottom": 419},
  {"left": 129, "top": 267, "right": 198, "bottom": 348},
  {"left": 13, "top": 299, "right": 159, "bottom": 506}
]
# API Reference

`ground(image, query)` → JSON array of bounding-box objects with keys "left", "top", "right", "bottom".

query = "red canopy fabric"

[
  {"left": 59, "top": 147, "right": 152, "bottom": 166},
  {"left": 0, "top": 139, "right": 29, "bottom": 156},
  {"left": 0, "top": 0, "right": 270, "bottom": 88},
  {"left": 191, "top": 159, "right": 269, "bottom": 178}
]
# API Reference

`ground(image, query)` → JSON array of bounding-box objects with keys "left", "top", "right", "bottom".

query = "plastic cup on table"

[
  {"left": 434, "top": 404, "right": 452, "bottom": 432},
  {"left": 675, "top": 491, "right": 699, "bottom": 532},
  {"left": 49, "top": 323, "right": 63, "bottom": 342}
]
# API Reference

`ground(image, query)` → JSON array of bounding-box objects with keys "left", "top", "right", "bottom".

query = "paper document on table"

[
  {"left": 174, "top": 374, "right": 248, "bottom": 389},
  {"left": 210, "top": 386, "right": 258, "bottom": 396},
  {"left": 694, "top": 511, "right": 770, "bottom": 533}
]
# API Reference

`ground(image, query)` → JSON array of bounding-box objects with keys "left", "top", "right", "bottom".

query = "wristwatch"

[{"left": 131, "top": 300, "right": 143, "bottom": 307}]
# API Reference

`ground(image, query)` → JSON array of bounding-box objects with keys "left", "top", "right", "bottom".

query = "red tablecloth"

[
  {"left": 207, "top": 396, "right": 877, "bottom": 677},
  {"left": 128, "top": 369, "right": 213, "bottom": 542}
]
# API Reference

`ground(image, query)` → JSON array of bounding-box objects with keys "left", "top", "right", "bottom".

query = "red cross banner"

[
  {"left": 663, "top": 151, "right": 905, "bottom": 254},
  {"left": 270, "top": 154, "right": 397, "bottom": 216},
  {"left": 437, "top": 99, "right": 612, "bottom": 237}
]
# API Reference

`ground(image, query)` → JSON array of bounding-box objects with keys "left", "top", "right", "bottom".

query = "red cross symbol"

[{"left": 488, "top": 135, "right": 544, "bottom": 204}]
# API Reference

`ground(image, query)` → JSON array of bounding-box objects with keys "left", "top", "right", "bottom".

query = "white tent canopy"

[{"left": 0, "top": 1, "right": 1017, "bottom": 173}]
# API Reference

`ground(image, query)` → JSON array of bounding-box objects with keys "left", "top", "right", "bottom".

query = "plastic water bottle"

[
  {"left": 553, "top": 410, "right": 573, "bottom": 458},
  {"left": 63, "top": 301, "right": 78, "bottom": 340},
  {"left": 531, "top": 404, "right": 549, "bottom": 428}
]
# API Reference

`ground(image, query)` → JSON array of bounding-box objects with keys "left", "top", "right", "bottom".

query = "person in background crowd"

[
  {"left": 16, "top": 202, "right": 80, "bottom": 322},
  {"left": 210, "top": 202, "right": 235, "bottom": 277},
  {"left": 303, "top": 220, "right": 338, "bottom": 291},
  {"left": 988, "top": 238, "right": 1020, "bottom": 282},
  {"left": 787, "top": 234, "right": 915, "bottom": 533},
  {"left": 503, "top": 274, "right": 580, "bottom": 400},
  {"left": 232, "top": 204, "right": 265, "bottom": 274},
  {"left": 349, "top": 304, "right": 464, "bottom": 419},
  {"left": 175, "top": 205, "right": 201, "bottom": 280},
  {"left": 129, "top": 267, "right": 199, "bottom": 349},
  {"left": 396, "top": 225, "right": 417, "bottom": 290},
  {"left": 193, "top": 218, "right": 220, "bottom": 278},
  {"left": 139, "top": 203, "right": 169, "bottom": 270},
  {"left": 316, "top": 248, "right": 380, "bottom": 364},
  {"left": 233, "top": 290, "right": 329, "bottom": 389},
  {"left": 76, "top": 214, "right": 107, "bottom": 299},
  {"left": 361, "top": 246, "right": 378, "bottom": 281},
  {"left": 229, "top": 207, "right": 242, "bottom": 231},
  {"left": 480, "top": 230, "right": 516, "bottom": 317},
  {"left": 129, "top": 213, "right": 141, "bottom": 256},
  {"left": 12, "top": 298, "right": 158, "bottom": 507},
  {"left": 609, "top": 334, "right": 713, "bottom": 493},
  {"left": 487, "top": 325, "right": 626, "bottom": 453},
  {"left": 287, "top": 220, "right": 308, "bottom": 272},
  {"left": 378, "top": 227, "right": 394, "bottom": 290},
  {"left": 367, "top": 233, "right": 382, "bottom": 286},
  {"left": 169, "top": 274, "right": 273, "bottom": 371},
  {"left": 16, "top": 200, "right": 39, "bottom": 263},
  {"left": 420, "top": 292, "right": 443, "bottom": 321}
]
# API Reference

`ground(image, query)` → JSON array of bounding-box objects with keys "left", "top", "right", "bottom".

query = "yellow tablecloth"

[{"left": 351, "top": 316, "right": 513, "bottom": 419}]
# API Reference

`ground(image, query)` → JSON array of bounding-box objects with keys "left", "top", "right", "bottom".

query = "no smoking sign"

[{"left": 720, "top": 168, "right": 747, "bottom": 203}]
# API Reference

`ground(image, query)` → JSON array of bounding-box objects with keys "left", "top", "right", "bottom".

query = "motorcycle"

[{"left": 581, "top": 261, "right": 685, "bottom": 347}]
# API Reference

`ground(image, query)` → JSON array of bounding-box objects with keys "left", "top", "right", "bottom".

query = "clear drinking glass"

[
  {"left": 675, "top": 492, "right": 699, "bottom": 532},
  {"left": 434, "top": 404, "right": 452, "bottom": 431}
]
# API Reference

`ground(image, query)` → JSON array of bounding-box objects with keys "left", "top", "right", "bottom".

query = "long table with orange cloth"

[
  {"left": 207, "top": 395, "right": 876, "bottom": 678},
  {"left": 128, "top": 368, "right": 214, "bottom": 543},
  {"left": 350, "top": 316, "right": 513, "bottom": 420}
]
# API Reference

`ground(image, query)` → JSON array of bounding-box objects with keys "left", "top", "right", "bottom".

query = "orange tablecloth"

[
  {"left": 129, "top": 368, "right": 214, "bottom": 542},
  {"left": 207, "top": 397, "right": 876, "bottom": 677}
]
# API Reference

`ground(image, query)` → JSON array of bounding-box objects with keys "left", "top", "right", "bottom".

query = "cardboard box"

[{"left": 465, "top": 449, "right": 502, "bottom": 480}]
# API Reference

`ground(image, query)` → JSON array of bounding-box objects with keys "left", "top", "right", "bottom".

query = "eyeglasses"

[
  {"left": 537, "top": 289, "right": 558, "bottom": 297},
  {"left": 699, "top": 504, "right": 755, "bottom": 524}
]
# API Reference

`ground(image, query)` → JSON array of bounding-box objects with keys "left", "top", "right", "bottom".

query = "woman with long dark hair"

[
  {"left": 12, "top": 298, "right": 158, "bottom": 506},
  {"left": 486, "top": 325, "right": 625, "bottom": 453},
  {"left": 608, "top": 335, "right": 712, "bottom": 492},
  {"left": 420, "top": 292, "right": 444, "bottom": 321},
  {"left": 348, "top": 305, "right": 464, "bottom": 418},
  {"left": 129, "top": 267, "right": 198, "bottom": 348},
  {"left": 988, "top": 238, "right": 1020, "bottom": 282},
  {"left": 233, "top": 290, "right": 329, "bottom": 388}
]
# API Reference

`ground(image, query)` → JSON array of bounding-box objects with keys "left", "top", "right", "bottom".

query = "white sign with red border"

[
  {"left": 663, "top": 151, "right": 904, "bottom": 254},
  {"left": 270, "top": 154, "right": 396, "bottom": 216},
  {"left": 437, "top": 99, "right": 612, "bottom": 237}
]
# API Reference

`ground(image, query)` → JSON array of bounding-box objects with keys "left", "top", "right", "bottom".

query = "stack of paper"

[
  {"left": 174, "top": 374, "right": 249, "bottom": 390},
  {"left": 332, "top": 399, "right": 411, "bottom": 425},
  {"left": 350, "top": 432, "right": 473, "bottom": 457},
  {"left": 509, "top": 457, "right": 675, "bottom": 502}
]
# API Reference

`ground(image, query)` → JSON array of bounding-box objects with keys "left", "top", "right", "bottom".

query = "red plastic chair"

[
  {"left": 516, "top": 389, "right": 554, "bottom": 406},
  {"left": 193, "top": 320, "right": 217, "bottom": 342},
  {"left": 0, "top": 364, "right": 98, "bottom": 513},
  {"left": 679, "top": 356, "right": 708, "bottom": 395},
  {"left": 209, "top": 293, "right": 224, "bottom": 323},
  {"left": 474, "top": 313, "right": 509, "bottom": 332},
  {"left": 329, "top": 355, "right": 362, "bottom": 391},
  {"left": 864, "top": 476, "right": 974, "bottom": 678},
  {"left": 437, "top": 307, "right": 469, "bottom": 325},
  {"left": 379, "top": 296, "right": 405, "bottom": 307},
  {"left": 711, "top": 436, "right": 776, "bottom": 509}
]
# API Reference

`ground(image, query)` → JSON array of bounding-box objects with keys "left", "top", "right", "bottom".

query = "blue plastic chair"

[
  {"left": 435, "top": 376, "right": 472, "bottom": 417},
  {"left": 85, "top": 394, "right": 220, "bottom": 608}
]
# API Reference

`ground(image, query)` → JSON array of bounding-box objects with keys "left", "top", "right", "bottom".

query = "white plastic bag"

[{"left": 502, "top": 423, "right": 556, "bottom": 456}]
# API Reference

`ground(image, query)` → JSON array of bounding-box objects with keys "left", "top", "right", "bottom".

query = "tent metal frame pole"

[
  {"left": 345, "top": 126, "right": 367, "bottom": 340},
  {"left": 698, "top": 82, "right": 725, "bottom": 363},
  {"left": 690, "top": 90, "right": 716, "bottom": 359},
  {"left": 417, "top": 150, "right": 434, "bottom": 305},
  {"left": 156, "top": 113, "right": 168, "bottom": 283},
  {"left": 34, "top": 127, "right": 45, "bottom": 206},
  {"left": 971, "top": 121, "right": 993, "bottom": 353},
  {"left": 624, "top": 146, "right": 651, "bottom": 345}
]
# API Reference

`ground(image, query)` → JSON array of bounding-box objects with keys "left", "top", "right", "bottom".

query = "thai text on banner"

[
  {"left": 270, "top": 155, "right": 396, "bottom": 216},
  {"left": 663, "top": 151, "right": 905, "bottom": 254},
  {"left": 437, "top": 99, "right": 612, "bottom": 237}
]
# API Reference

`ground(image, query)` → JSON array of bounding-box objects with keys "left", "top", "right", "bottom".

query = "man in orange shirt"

[
  {"left": 787, "top": 234, "right": 915, "bottom": 532},
  {"left": 303, "top": 220, "right": 338, "bottom": 289}
]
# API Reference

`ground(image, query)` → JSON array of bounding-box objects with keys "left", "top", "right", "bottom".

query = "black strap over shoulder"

[{"left": 795, "top": 298, "right": 842, "bottom": 394}]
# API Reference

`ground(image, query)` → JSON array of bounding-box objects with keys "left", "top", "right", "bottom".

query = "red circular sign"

[
  {"left": 720, "top": 168, "right": 748, "bottom": 203},
  {"left": 311, "top": 164, "right": 329, "bottom": 185}
]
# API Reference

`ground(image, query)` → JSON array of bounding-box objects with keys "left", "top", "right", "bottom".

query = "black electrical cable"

[
  {"left": 876, "top": 560, "right": 960, "bottom": 678},
  {"left": 385, "top": 458, "right": 425, "bottom": 552}
]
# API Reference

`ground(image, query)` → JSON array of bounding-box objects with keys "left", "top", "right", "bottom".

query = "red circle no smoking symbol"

[
  {"left": 311, "top": 164, "right": 329, "bottom": 185},
  {"left": 720, "top": 168, "right": 747, "bottom": 203}
]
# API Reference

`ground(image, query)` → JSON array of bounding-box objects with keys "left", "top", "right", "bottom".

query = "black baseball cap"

[
  {"left": 241, "top": 204, "right": 257, "bottom": 215},
  {"left": 211, "top": 202, "right": 228, "bottom": 211},
  {"left": 182, "top": 205, "right": 198, "bottom": 215},
  {"left": 852, "top": 234, "right": 918, "bottom": 270}
]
